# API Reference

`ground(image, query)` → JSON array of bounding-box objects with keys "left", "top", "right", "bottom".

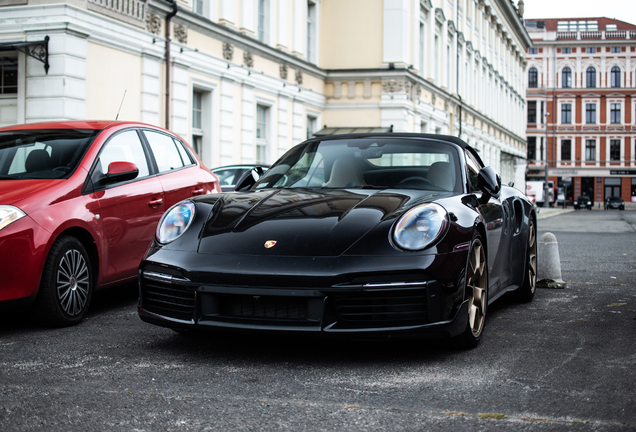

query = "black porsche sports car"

[{"left": 138, "top": 133, "right": 537, "bottom": 348}]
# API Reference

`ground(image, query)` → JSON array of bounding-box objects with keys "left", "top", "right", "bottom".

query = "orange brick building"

[{"left": 525, "top": 17, "right": 636, "bottom": 206}]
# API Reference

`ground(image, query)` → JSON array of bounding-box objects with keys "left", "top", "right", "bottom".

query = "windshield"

[
  {"left": 576, "top": 196, "right": 590, "bottom": 202},
  {"left": 253, "top": 138, "right": 462, "bottom": 193},
  {"left": 0, "top": 129, "right": 99, "bottom": 180}
]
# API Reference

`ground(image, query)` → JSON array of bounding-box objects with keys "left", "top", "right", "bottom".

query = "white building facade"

[{"left": 0, "top": 0, "right": 531, "bottom": 186}]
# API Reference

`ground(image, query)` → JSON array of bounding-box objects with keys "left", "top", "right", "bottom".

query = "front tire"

[
  {"left": 30, "top": 236, "right": 93, "bottom": 327},
  {"left": 451, "top": 233, "right": 488, "bottom": 349}
]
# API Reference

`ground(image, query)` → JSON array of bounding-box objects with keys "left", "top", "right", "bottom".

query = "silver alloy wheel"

[
  {"left": 57, "top": 249, "right": 90, "bottom": 316},
  {"left": 466, "top": 238, "right": 487, "bottom": 337},
  {"left": 527, "top": 220, "right": 537, "bottom": 294}
]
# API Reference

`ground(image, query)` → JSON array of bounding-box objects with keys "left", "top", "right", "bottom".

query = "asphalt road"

[{"left": 1, "top": 210, "right": 635, "bottom": 431}]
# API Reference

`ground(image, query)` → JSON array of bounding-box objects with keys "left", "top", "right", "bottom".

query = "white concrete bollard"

[{"left": 537, "top": 232, "right": 567, "bottom": 289}]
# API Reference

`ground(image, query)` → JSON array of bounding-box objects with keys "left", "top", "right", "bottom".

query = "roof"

[
  {"left": 0, "top": 120, "right": 158, "bottom": 132},
  {"left": 525, "top": 17, "right": 636, "bottom": 32}
]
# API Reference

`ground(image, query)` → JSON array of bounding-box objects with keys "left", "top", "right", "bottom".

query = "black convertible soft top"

[{"left": 303, "top": 132, "right": 485, "bottom": 168}]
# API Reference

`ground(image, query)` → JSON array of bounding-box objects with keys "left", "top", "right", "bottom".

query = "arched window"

[
  {"left": 562, "top": 67, "right": 572, "bottom": 88},
  {"left": 586, "top": 67, "right": 596, "bottom": 88},
  {"left": 611, "top": 66, "right": 621, "bottom": 87},
  {"left": 528, "top": 67, "right": 538, "bottom": 88}
]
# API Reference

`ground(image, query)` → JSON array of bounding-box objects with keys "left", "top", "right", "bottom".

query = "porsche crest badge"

[{"left": 264, "top": 240, "right": 277, "bottom": 249}]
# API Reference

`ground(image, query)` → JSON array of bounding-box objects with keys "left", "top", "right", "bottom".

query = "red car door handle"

[
  {"left": 148, "top": 198, "right": 163, "bottom": 208},
  {"left": 192, "top": 188, "right": 204, "bottom": 196}
]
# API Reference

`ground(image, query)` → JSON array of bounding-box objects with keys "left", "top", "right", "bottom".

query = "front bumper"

[
  {"left": 137, "top": 249, "right": 469, "bottom": 339},
  {"left": 0, "top": 215, "right": 48, "bottom": 305}
]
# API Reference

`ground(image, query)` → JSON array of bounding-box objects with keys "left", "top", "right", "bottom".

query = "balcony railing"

[
  {"left": 87, "top": 0, "right": 146, "bottom": 22},
  {"left": 557, "top": 30, "right": 633, "bottom": 40}
]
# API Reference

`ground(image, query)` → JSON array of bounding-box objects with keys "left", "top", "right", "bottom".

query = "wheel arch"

[{"left": 50, "top": 227, "right": 100, "bottom": 288}]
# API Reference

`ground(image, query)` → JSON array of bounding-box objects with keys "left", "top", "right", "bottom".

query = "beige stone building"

[{"left": 0, "top": 0, "right": 531, "bottom": 186}]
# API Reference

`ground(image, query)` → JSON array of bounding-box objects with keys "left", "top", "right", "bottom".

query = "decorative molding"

[
  {"left": 420, "top": 0, "right": 433, "bottom": 11},
  {"left": 295, "top": 69, "right": 303, "bottom": 85},
  {"left": 466, "top": 40, "right": 473, "bottom": 53},
  {"left": 243, "top": 51, "right": 254, "bottom": 68},
  {"left": 174, "top": 24, "right": 187, "bottom": 44},
  {"left": 146, "top": 13, "right": 161, "bottom": 35},
  {"left": 222, "top": 42, "right": 234, "bottom": 61},
  {"left": 435, "top": 8, "right": 446, "bottom": 24},
  {"left": 279, "top": 64, "right": 288, "bottom": 80},
  {"left": 457, "top": 31, "right": 465, "bottom": 45},
  {"left": 382, "top": 79, "right": 412, "bottom": 94},
  {"left": 447, "top": 20, "right": 456, "bottom": 35}
]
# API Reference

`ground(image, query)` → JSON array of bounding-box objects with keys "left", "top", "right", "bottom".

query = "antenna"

[{"left": 115, "top": 90, "right": 127, "bottom": 120}]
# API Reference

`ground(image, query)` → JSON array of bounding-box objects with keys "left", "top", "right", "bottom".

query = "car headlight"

[
  {"left": 0, "top": 205, "right": 26, "bottom": 231},
  {"left": 156, "top": 201, "right": 196, "bottom": 244},
  {"left": 392, "top": 203, "right": 449, "bottom": 251}
]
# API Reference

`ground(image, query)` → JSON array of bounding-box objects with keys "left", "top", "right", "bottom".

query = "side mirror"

[
  {"left": 477, "top": 166, "right": 501, "bottom": 201},
  {"left": 105, "top": 161, "right": 139, "bottom": 184},
  {"left": 235, "top": 166, "right": 265, "bottom": 191}
]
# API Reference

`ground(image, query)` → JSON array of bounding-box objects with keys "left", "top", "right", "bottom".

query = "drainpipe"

[{"left": 165, "top": 0, "right": 178, "bottom": 130}]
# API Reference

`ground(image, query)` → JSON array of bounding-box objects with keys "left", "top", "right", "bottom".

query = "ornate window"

[
  {"left": 527, "top": 137, "right": 536, "bottom": 160},
  {"left": 610, "top": 139, "right": 621, "bottom": 161},
  {"left": 0, "top": 56, "right": 17, "bottom": 94},
  {"left": 561, "top": 139, "right": 571, "bottom": 161},
  {"left": 561, "top": 103, "right": 572, "bottom": 124},
  {"left": 611, "top": 66, "right": 621, "bottom": 88},
  {"left": 585, "top": 139, "right": 596, "bottom": 161},
  {"left": 307, "top": 1, "right": 317, "bottom": 63},
  {"left": 610, "top": 103, "right": 621, "bottom": 124},
  {"left": 528, "top": 67, "right": 538, "bottom": 88},
  {"left": 256, "top": 105, "right": 269, "bottom": 164},
  {"left": 562, "top": 67, "right": 572, "bottom": 88},
  {"left": 527, "top": 101, "right": 537, "bottom": 123},
  {"left": 586, "top": 67, "right": 596, "bottom": 88},
  {"left": 585, "top": 103, "right": 596, "bottom": 124}
]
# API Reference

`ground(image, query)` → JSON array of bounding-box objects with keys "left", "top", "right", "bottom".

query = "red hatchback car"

[{"left": 0, "top": 121, "right": 219, "bottom": 326}]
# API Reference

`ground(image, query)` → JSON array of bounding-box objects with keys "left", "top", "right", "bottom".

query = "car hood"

[
  {"left": 0, "top": 179, "right": 64, "bottom": 206},
  {"left": 197, "top": 188, "right": 446, "bottom": 257}
]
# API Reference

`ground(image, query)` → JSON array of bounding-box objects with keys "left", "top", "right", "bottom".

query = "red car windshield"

[{"left": 0, "top": 129, "right": 99, "bottom": 180}]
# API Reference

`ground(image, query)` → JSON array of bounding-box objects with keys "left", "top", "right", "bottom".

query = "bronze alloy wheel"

[
  {"left": 451, "top": 234, "right": 488, "bottom": 349},
  {"left": 515, "top": 218, "right": 537, "bottom": 302},
  {"left": 526, "top": 220, "right": 537, "bottom": 294},
  {"left": 466, "top": 237, "right": 487, "bottom": 337}
]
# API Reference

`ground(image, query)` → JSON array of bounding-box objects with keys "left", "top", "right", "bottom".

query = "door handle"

[
  {"left": 148, "top": 198, "right": 163, "bottom": 208},
  {"left": 192, "top": 188, "right": 204, "bottom": 196}
]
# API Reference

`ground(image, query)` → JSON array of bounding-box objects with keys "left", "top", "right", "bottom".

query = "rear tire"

[
  {"left": 451, "top": 233, "right": 488, "bottom": 349},
  {"left": 30, "top": 236, "right": 93, "bottom": 327},
  {"left": 515, "top": 218, "right": 537, "bottom": 303}
]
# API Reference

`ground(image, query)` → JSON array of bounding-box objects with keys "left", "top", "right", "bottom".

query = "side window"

[
  {"left": 144, "top": 130, "right": 191, "bottom": 173},
  {"left": 466, "top": 152, "right": 482, "bottom": 193},
  {"left": 99, "top": 130, "right": 149, "bottom": 178}
]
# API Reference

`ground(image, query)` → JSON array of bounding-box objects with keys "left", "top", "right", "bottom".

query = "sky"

[{"left": 522, "top": 0, "right": 636, "bottom": 23}]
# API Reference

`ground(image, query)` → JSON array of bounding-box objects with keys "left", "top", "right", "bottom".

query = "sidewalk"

[{"left": 536, "top": 206, "right": 575, "bottom": 220}]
